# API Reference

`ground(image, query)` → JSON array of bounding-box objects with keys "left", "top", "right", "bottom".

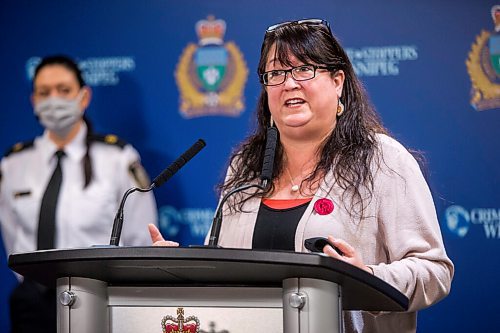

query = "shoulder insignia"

[
  {"left": 89, "top": 134, "right": 127, "bottom": 148},
  {"left": 4, "top": 140, "right": 35, "bottom": 157},
  {"left": 129, "top": 161, "right": 151, "bottom": 188}
]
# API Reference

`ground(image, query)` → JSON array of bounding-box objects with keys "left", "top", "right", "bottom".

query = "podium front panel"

[
  {"left": 112, "top": 307, "right": 282, "bottom": 332},
  {"left": 109, "top": 285, "right": 283, "bottom": 332}
]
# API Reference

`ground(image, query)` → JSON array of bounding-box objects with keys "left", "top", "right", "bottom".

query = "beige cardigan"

[{"left": 212, "top": 134, "right": 454, "bottom": 333}]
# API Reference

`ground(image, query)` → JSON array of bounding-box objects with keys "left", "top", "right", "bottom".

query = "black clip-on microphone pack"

[{"left": 304, "top": 237, "right": 344, "bottom": 256}]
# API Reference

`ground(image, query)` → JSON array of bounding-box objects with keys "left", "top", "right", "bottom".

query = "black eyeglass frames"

[{"left": 260, "top": 64, "right": 335, "bottom": 86}]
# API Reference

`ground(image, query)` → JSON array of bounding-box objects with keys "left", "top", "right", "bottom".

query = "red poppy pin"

[{"left": 314, "top": 198, "right": 334, "bottom": 215}]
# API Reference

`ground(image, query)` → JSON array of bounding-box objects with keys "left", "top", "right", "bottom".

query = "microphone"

[
  {"left": 260, "top": 126, "right": 278, "bottom": 188},
  {"left": 151, "top": 139, "right": 206, "bottom": 189},
  {"left": 208, "top": 127, "right": 278, "bottom": 247},
  {"left": 109, "top": 139, "right": 206, "bottom": 246}
]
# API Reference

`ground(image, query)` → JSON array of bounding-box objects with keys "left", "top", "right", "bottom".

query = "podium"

[{"left": 9, "top": 247, "right": 408, "bottom": 333}]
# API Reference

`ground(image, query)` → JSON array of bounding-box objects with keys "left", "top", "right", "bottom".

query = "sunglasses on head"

[{"left": 266, "top": 18, "right": 332, "bottom": 36}]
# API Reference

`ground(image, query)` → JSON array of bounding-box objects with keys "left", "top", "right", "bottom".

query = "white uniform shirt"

[{"left": 0, "top": 125, "right": 157, "bottom": 256}]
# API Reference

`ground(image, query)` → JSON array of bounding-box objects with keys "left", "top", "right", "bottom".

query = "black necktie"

[{"left": 37, "top": 150, "right": 65, "bottom": 250}]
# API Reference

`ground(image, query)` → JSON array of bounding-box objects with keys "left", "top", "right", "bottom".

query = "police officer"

[{"left": 0, "top": 55, "right": 157, "bottom": 333}]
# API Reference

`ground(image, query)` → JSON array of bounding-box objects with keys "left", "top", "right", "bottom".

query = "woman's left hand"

[{"left": 322, "top": 235, "right": 373, "bottom": 274}]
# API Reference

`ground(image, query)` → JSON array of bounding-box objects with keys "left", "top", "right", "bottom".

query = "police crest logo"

[
  {"left": 175, "top": 15, "right": 248, "bottom": 118},
  {"left": 161, "top": 308, "right": 200, "bottom": 333},
  {"left": 466, "top": 5, "right": 500, "bottom": 111}
]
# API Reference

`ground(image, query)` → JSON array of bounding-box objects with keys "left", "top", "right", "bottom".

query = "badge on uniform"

[{"left": 128, "top": 161, "right": 151, "bottom": 189}]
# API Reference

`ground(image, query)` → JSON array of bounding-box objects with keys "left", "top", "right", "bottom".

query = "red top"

[{"left": 262, "top": 198, "right": 313, "bottom": 209}]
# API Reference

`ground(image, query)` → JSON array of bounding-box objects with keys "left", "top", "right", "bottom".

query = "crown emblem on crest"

[
  {"left": 162, "top": 308, "right": 200, "bottom": 333},
  {"left": 492, "top": 5, "right": 500, "bottom": 32},
  {"left": 196, "top": 15, "right": 226, "bottom": 46},
  {"left": 465, "top": 5, "right": 500, "bottom": 111}
]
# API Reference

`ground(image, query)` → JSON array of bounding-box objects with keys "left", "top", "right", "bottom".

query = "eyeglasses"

[
  {"left": 260, "top": 64, "right": 334, "bottom": 86},
  {"left": 266, "top": 18, "right": 332, "bottom": 36}
]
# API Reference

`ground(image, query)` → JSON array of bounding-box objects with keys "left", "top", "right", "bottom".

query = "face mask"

[{"left": 34, "top": 91, "right": 84, "bottom": 138}]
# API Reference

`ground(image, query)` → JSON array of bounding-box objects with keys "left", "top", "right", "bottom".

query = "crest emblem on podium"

[
  {"left": 175, "top": 15, "right": 248, "bottom": 118},
  {"left": 466, "top": 5, "right": 500, "bottom": 111},
  {"left": 162, "top": 308, "right": 200, "bottom": 333}
]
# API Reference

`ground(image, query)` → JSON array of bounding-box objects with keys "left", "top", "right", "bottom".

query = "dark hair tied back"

[{"left": 33, "top": 55, "right": 86, "bottom": 88}]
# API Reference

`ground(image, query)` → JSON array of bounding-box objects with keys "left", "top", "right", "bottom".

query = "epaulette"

[
  {"left": 88, "top": 134, "right": 127, "bottom": 149},
  {"left": 4, "top": 140, "right": 35, "bottom": 157}
]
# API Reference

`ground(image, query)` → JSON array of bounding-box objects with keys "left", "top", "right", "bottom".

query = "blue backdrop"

[{"left": 1, "top": 1, "right": 499, "bottom": 331}]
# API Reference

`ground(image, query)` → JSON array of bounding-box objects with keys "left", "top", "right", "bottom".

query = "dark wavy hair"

[
  {"left": 33, "top": 55, "right": 95, "bottom": 188},
  {"left": 219, "top": 22, "right": 389, "bottom": 217}
]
